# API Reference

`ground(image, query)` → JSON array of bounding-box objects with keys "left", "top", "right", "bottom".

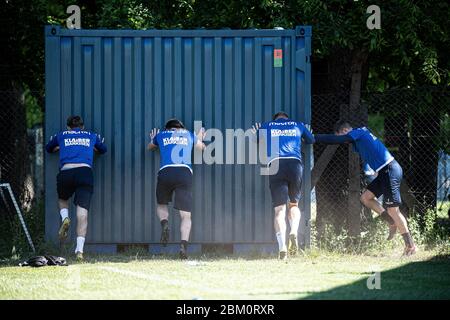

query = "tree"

[{"left": 0, "top": 0, "right": 47, "bottom": 203}]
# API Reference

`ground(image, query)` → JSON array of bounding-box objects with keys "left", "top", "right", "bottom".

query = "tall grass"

[
  {"left": 312, "top": 210, "right": 450, "bottom": 255},
  {"left": 1, "top": 199, "right": 449, "bottom": 260}
]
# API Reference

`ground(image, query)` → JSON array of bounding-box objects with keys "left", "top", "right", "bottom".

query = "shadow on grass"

[{"left": 300, "top": 254, "right": 450, "bottom": 300}]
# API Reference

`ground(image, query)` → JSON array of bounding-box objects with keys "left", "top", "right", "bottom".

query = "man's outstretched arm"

[
  {"left": 250, "top": 122, "right": 261, "bottom": 144},
  {"left": 147, "top": 128, "right": 159, "bottom": 151},
  {"left": 195, "top": 127, "right": 206, "bottom": 151},
  {"left": 94, "top": 134, "right": 107, "bottom": 154},
  {"left": 302, "top": 124, "right": 315, "bottom": 144},
  {"left": 314, "top": 134, "right": 353, "bottom": 144},
  {"left": 45, "top": 134, "right": 59, "bottom": 153}
]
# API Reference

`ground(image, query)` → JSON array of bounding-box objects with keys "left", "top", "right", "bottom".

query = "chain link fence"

[
  {"left": 0, "top": 90, "right": 44, "bottom": 208},
  {"left": 0, "top": 89, "right": 44, "bottom": 256},
  {"left": 311, "top": 86, "right": 450, "bottom": 238}
]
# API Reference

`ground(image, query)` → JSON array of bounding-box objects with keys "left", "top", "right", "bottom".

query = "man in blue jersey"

[
  {"left": 314, "top": 120, "right": 416, "bottom": 256},
  {"left": 148, "top": 119, "right": 205, "bottom": 259},
  {"left": 252, "top": 112, "right": 314, "bottom": 260},
  {"left": 46, "top": 115, "right": 107, "bottom": 260}
]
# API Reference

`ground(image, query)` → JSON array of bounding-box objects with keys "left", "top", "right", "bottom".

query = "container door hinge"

[{"left": 295, "top": 48, "right": 306, "bottom": 71}]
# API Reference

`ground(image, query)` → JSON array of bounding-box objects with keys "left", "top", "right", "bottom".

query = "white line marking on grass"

[
  {"left": 97, "top": 266, "right": 239, "bottom": 297},
  {"left": 99, "top": 266, "right": 184, "bottom": 286}
]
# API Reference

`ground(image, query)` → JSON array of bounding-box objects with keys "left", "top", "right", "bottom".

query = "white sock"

[
  {"left": 60, "top": 208, "right": 69, "bottom": 222},
  {"left": 289, "top": 215, "right": 300, "bottom": 236},
  {"left": 276, "top": 232, "right": 286, "bottom": 252},
  {"left": 75, "top": 236, "right": 85, "bottom": 253}
]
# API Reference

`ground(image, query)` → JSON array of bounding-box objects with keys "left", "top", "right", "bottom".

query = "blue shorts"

[
  {"left": 268, "top": 158, "right": 303, "bottom": 207},
  {"left": 56, "top": 167, "right": 93, "bottom": 210},
  {"left": 156, "top": 166, "right": 193, "bottom": 212},
  {"left": 367, "top": 160, "right": 403, "bottom": 207}
]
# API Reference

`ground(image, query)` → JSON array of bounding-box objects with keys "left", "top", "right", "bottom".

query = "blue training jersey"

[
  {"left": 258, "top": 118, "right": 314, "bottom": 164},
  {"left": 153, "top": 129, "right": 197, "bottom": 172},
  {"left": 45, "top": 128, "right": 107, "bottom": 168},
  {"left": 363, "top": 162, "right": 376, "bottom": 176},
  {"left": 347, "top": 127, "right": 394, "bottom": 172}
]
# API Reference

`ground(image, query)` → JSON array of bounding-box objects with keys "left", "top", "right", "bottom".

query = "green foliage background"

[{"left": 1, "top": 0, "right": 449, "bottom": 93}]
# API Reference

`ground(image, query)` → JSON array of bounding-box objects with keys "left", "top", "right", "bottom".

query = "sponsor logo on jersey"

[
  {"left": 270, "top": 129, "right": 298, "bottom": 137},
  {"left": 64, "top": 138, "right": 91, "bottom": 147},
  {"left": 268, "top": 121, "right": 297, "bottom": 126},
  {"left": 163, "top": 136, "right": 189, "bottom": 146},
  {"left": 63, "top": 130, "right": 90, "bottom": 135}
]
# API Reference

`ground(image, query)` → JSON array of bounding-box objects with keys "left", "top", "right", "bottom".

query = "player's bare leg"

[
  {"left": 58, "top": 199, "right": 70, "bottom": 241},
  {"left": 287, "top": 202, "right": 300, "bottom": 256},
  {"left": 360, "top": 190, "right": 397, "bottom": 240},
  {"left": 274, "top": 204, "right": 287, "bottom": 260},
  {"left": 157, "top": 204, "right": 170, "bottom": 246},
  {"left": 387, "top": 206, "right": 416, "bottom": 256},
  {"left": 75, "top": 206, "right": 88, "bottom": 260},
  {"left": 179, "top": 210, "right": 191, "bottom": 259}
]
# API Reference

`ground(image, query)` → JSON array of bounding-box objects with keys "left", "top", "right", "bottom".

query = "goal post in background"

[{"left": 0, "top": 183, "right": 36, "bottom": 253}]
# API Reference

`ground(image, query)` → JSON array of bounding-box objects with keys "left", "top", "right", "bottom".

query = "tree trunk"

[
  {"left": 0, "top": 84, "right": 28, "bottom": 208},
  {"left": 312, "top": 47, "right": 370, "bottom": 240},
  {"left": 346, "top": 49, "right": 368, "bottom": 237},
  {"left": 312, "top": 48, "right": 352, "bottom": 238}
]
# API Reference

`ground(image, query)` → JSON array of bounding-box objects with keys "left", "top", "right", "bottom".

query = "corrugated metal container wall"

[{"left": 45, "top": 26, "right": 312, "bottom": 246}]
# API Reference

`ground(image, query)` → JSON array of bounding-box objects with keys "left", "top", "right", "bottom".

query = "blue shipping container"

[{"left": 45, "top": 25, "right": 312, "bottom": 249}]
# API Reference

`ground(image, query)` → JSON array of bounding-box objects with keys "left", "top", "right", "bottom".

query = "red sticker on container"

[
  {"left": 274, "top": 49, "right": 283, "bottom": 67},
  {"left": 274, "top": 49, "right": 283, "bottom": 59}
]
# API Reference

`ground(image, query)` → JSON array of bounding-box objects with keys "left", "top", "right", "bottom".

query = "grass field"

[{"left": 1, "top": 248, "right": 449, "bottom": 300}]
